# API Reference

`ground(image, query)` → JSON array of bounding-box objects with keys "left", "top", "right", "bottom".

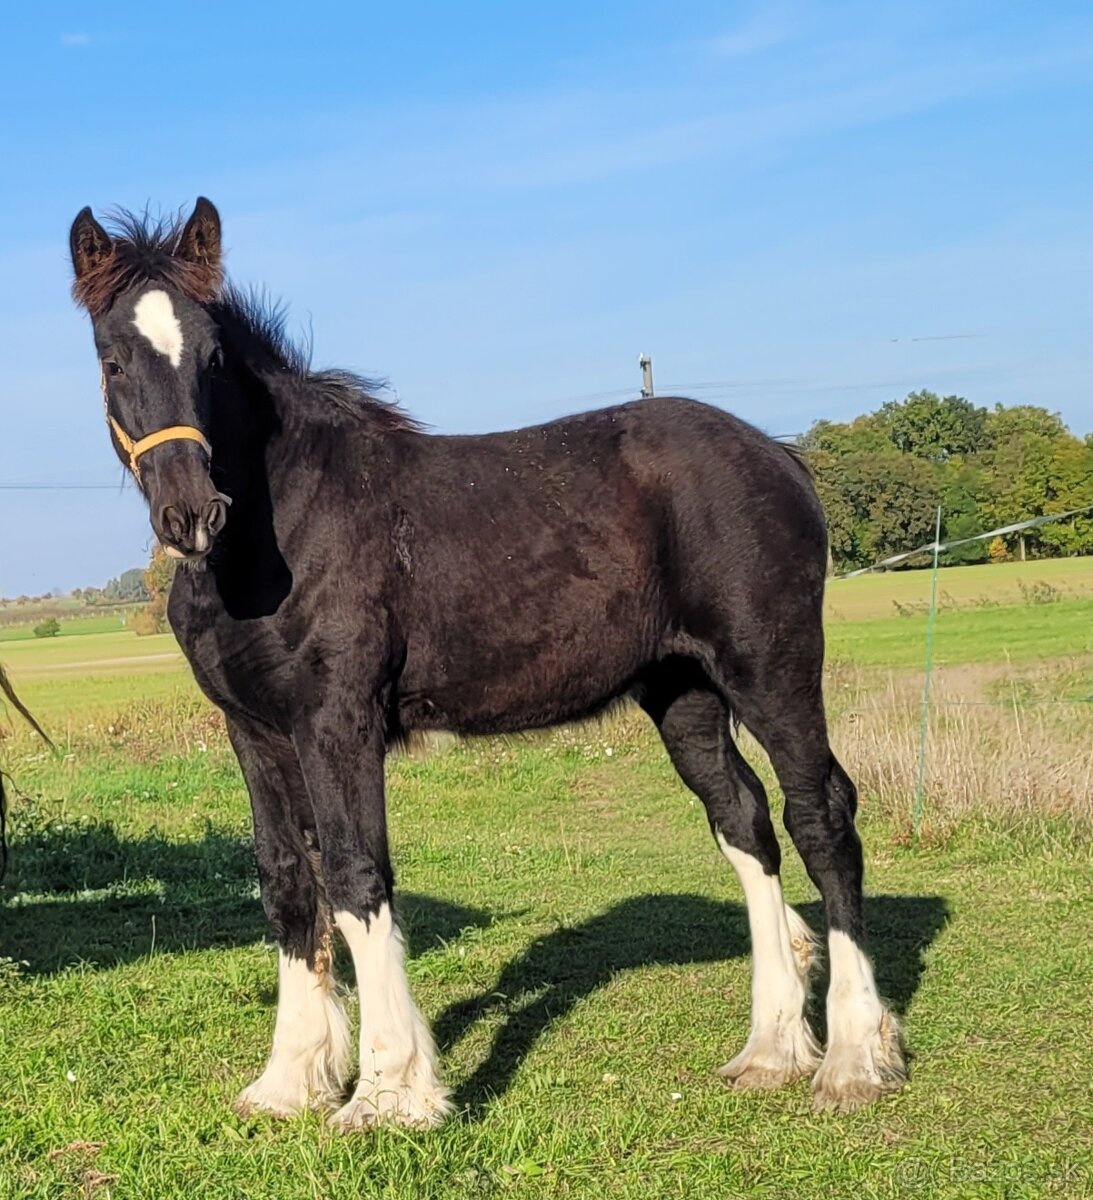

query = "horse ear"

[
  {"left": 70, "top": 207, "right": 113, "bottom": 283},
  {"left": 177, "top": 197, "right": 222, "bottom": 276}
]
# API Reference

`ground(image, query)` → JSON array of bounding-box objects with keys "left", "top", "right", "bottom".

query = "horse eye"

[
  {"left": 104, "top": 360, "right": 123, "bottom": 378},
  {"left": 209, "top": 347, "right": 224, "bottom": 371}
]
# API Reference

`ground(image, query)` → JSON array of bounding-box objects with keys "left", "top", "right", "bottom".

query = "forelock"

[{"left": 72, "top": 209, "right": 222, "bottom": 318}]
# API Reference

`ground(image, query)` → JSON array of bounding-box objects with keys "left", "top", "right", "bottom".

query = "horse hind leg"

[
  {"left": 642, "top": 666, "right": 822, "bottom": 1089},
  {"left": 786, "top": 750, "right": 905, "bottom": 1112},
  {"left": 729, "top": 668, "right": 906, "bottom": 1112}
]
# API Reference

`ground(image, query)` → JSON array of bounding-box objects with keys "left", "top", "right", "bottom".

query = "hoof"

[
  {"left": 329, "top": 1083, "right": 452, "bottom": 1132},
  {"left": 233, "top": 1064, "right": 346, "bottom": 1120},
  {"left": 718, "top": 1023, "right": 823, "bottom": 1091},
  {"left": 811, "top": 1011, "right": 906, "bottom": 1113},
  {"left": 233, "top": 1080, "right": 306, "bottom": 1120},
  {"left": 719, "top": 1058, "right": 813, "bottom": 1091},
  {"left": 811, "top": 1071, "right": 903, "bottom": 1113}
]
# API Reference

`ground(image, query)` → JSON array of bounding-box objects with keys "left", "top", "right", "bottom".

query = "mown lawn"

[
  {"left": 825, "top": 597, "right": 1093, "bottom": 668},
  {"left": 1, "top": 561, "right": 1091, "bottom": 1198},
  {"left": 825, "top": 557, "right": 1093, "bottom": 621},
  {"left": 0, "top": 615, "right": 131, "bottom": 644}
]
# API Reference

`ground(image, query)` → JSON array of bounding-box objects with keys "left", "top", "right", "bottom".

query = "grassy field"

[
  {"left": 1, "top": 561, "right": 1091, "bottom": 1199},
  {"left": 825, "top": 557, "right": 1093, "bottom": 620},
  {"left": 0, "top": 615, "right": 132, "bottom": 643}
]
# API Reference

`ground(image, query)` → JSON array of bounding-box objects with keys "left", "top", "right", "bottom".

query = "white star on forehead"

[{"left": 133, "top": 289, "right": 184, "bottom": 367}]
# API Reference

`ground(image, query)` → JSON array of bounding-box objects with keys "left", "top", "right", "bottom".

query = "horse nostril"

[
  {"left": 204, "top": 496, "right": 228, "bottom": 537},
  {"left": 161, "top": 505, "right": 190, "bottom": 545}
]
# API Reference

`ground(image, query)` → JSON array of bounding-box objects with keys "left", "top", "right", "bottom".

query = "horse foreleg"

[
  {"left": 295, "top": 703, "right": 451, "bottom": 1131},
  {"left": 227, "top": 718, "right": 350, "bottom": 1117}
]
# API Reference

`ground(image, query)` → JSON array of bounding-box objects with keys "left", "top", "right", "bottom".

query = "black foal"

[{"left": 69, "top": 198, "right": 904, "bottom": 1125}]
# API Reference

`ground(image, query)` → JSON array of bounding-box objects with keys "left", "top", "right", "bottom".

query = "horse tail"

[
  {"left": 0, "top": 661, "right": 52, "bottom": 880},
  {"left": 0, "top": 662, "right": 51, "bottom": 747}
]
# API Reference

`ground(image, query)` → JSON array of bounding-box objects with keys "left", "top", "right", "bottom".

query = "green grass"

[
  {"left": 0, "top": 631, "right": 181, "bottom": 676},
  {"left": 825, "top": 557, "right": 1093, "bottom": 621},
  {"left": 0, "top": 615, "right": 132, "bottom": 643},
  {"left": 827, "top": 597, "right": 1093, "bottom": 667},
  {"left": 2, "top": 736, "right": 1091, "bottom": 1199},
  {"left": 1, "top": 632, "right": 192, "bottom": 726},
  {"left": 2, "top": 561, "right": 1092, "bottom": 1198}
]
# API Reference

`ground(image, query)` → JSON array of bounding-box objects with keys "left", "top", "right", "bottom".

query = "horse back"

[{"left": 392, "top": 397, "right": 825, "bottom": 735}]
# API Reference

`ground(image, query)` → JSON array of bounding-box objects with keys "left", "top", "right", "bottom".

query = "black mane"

[
  {"left": 83, "top": 208, "right": 423, "bottom": 434},
  {"left": 212, "top": 285, "right": 425, "bottom": 434}
]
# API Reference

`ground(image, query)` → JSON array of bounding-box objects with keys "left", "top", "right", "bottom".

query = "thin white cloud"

[
  {"left": 200, "top": 14, "right": 1092, "bottom": 212},
  {"left": 712, "top": 15, "right": 791, "bottom": 60},
  {"left": 60, "top": 32, "right": 93, "bottom": 47}
]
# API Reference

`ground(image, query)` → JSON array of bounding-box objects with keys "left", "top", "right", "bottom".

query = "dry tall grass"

[
  {"left": 825, "top": 658, "right": 1093, "bottom": 834},
  {"left": 3, "top": 657, "right": 1090, "bottom": 837}
]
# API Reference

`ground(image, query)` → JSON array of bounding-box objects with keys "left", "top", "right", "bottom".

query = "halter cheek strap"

[{"left": 100, "top": 363, "right": 212, "bottom": 484}]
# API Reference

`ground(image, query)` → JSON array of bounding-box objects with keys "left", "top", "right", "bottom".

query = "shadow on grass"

[
  {"left": 0, "top": 822, "right": 491, "bottom": 976},
  {"left": 2, "top": 822, "right": 948, "bottom": 1119},
  {"left": 437, "top": 892, "right": 949, "bottom": 1115}
]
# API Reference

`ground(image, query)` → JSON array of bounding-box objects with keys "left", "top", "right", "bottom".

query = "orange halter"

[{"left": 100, "top": 364, "right": 212, "bottom": 483}]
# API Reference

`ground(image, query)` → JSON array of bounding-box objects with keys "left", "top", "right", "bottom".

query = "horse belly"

[{"left": 398, "top": 586, "right": 650, "bottom": 735}]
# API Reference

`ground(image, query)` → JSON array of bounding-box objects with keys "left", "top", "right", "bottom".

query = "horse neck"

[
  {"left": 201, "top": 362, "right": 295, "bottom": 613},
  {"left": 209, "top": 342, "right": 304, "bottom": 502}
]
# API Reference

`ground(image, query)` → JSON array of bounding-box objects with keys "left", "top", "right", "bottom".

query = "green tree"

[
  {"left": 984, "top": 404, "right": 1067, "bottom": 445},
  {"left": 102, "top": 568, "right": 150, "bottom": 603},
  {"left": 805, "top": 395, "right": 1092, "bottom": 572},
  {"left": 33, "top": 617, "right": 61, "bottom": 638},
  {"left": 809, "top": 451, "right": 860, "bottom": 567},
  {"left": 879, "top": 390, "right": 987, "bottom": 461},
  {"left": 858, "top": 453, "right": 942, "bottom": 563},
  {"left": 940, "top": 465, "right": 988, "bottom": 563},
  {"left": 801, "top": 414, "right": 893, "bottom": 457},
  {"left": 812, "top": 448, "right": 941, "bottom": 569},
  {"left": 975, "top": 410, "right": 1093, "bottom": 556}
]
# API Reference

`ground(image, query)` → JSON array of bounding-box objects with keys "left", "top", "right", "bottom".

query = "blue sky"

[{"left": 2, "top": 2, "right": 1092, "bottom": 594}]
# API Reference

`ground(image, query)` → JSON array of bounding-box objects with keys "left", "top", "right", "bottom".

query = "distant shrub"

[
  {"left": 129, "top": 607, "right": 163, "bottom": 636},
  {"left": 32, "top": 617, "right": 61, "bottom": 638},
  {"left": 988, "top": 537, "right": 1009, "bottom": 564},
  {"left": 129, "top": 547, "right": 176, "bottom": 635},
  {"left": 1017, "top": 579, "right": 1061, "bottom": 606}
]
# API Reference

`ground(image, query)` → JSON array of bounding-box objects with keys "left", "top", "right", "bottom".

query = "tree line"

[
  {"left": 74, "top": 568, "right": 150, "bottom": 606},
  {"left": 801, "top": 391, "right": 1093, "bottom": 573}
]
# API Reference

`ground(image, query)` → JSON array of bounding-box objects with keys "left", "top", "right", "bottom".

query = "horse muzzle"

[
  {"left": 156, "top": 493, "right": 230, "bottom": 560},
  {"left": 140, "top": 443, "right": 229, "bottom": 560}
]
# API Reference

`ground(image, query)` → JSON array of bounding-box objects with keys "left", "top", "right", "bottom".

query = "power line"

[{"left": 0, "top": 483, "right": 124, "bottom": 491}]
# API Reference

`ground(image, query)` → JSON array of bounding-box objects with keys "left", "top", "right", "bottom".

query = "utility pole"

[{"left": 638, "top": 354, "right": 654, "bottom": 398}]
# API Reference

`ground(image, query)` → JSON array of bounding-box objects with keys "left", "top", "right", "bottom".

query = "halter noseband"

[
  {"left": 100, "top": 364, "right": 212, "bottom": 484},
  {"left": 107, "top": 415, "right": 212, "bottom": 482}
]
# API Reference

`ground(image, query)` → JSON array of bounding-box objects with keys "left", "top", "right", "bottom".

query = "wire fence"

[
  {"left": 832, "top": 503, "right": 1093, "bottom": 579},
  {"left": 831, "top": 503, "right": 1093, "bottom": 835}
]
